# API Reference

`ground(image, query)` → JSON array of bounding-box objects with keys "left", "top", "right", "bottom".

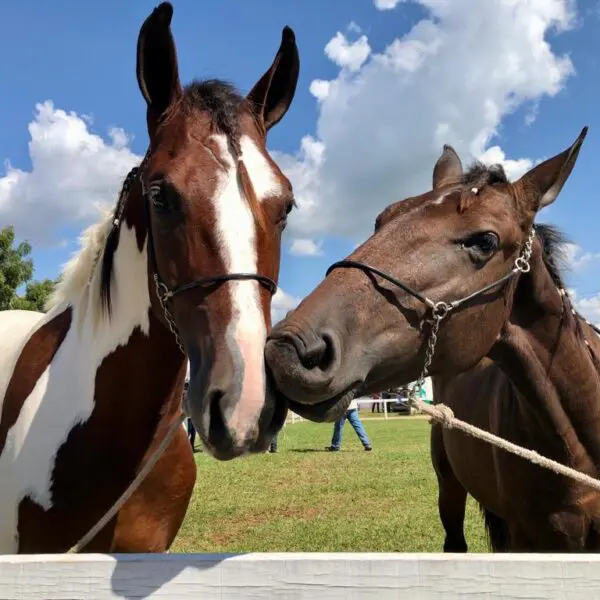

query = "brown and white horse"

[{"left": 0, "top": 2, "right": 299, "bottom": 553}]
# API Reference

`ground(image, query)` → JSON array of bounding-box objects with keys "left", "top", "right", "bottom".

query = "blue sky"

[{"left": 1, "top": 0, "right": 600, "bottom": 320}]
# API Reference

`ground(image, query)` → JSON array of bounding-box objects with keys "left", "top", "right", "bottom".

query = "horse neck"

[
  {"left": 57, "top": 188, "right": 185, "bottom": 429},
  {"left": 489, "top": 246, "right": 600, "bottom": 469}
]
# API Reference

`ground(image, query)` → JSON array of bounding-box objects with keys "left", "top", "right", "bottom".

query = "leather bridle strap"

[
  {"left": 325, "top": 228, "right": 536, "bottom": 320},
  {"left": 136, "top": 156, "right": 277, "bottom": 353},
  {"left": 143, "top": 197, "right": 277, "bottom": 300}
]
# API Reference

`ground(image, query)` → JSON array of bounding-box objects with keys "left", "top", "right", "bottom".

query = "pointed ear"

[
  {"left": 136, "top": 2, "right": 182, "bottom": 119},
  {"left": 515, "top": 126, "right": 588, "bottom": 210},
  {"left": 247, "top": 26, "right": 300, "bottom": 132},
  {"left": 433, "top": 144, "right": 463, "bottom": 189}
]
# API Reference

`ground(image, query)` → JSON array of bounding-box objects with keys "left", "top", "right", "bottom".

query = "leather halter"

[
  {"left": 326, "top": 229, "right": 536, "bottom": 321},
  {"left": 324, "top": 228, "right": 536, "bottom": 404},
  {"left": 112, "top": 154, "right": 277, "bottom": 353}
]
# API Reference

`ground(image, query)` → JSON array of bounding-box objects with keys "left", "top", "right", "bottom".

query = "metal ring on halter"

[
  {"left": 514, "top": 256, "right": 531, "bottom": 273},
  {"left": 432, "top": 301, "right": 451, "bottom": 320}
]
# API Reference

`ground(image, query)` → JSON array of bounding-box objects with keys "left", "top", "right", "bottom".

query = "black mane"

[{"left": 533, "top": 223, "right": 570, "bottom": 292}]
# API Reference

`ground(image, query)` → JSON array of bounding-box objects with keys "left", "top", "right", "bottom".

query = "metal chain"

[
  {"left": 154, "top": 275, "right": 185, "bottom": 354},
  {"left": 409, "top": 228, "right": 535, "bottom": 410},
  {"left": 408, "top": 304, "right": 446, "bottom": 410},
  {"left": 513, "top": 228, "right": 535, "bottom": 274}
]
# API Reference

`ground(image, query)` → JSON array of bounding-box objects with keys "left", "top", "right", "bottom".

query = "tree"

[
  {"left": 0, "top": 226, "right": 33, "bottom": 310},
  {"left": 10, "top": 279, "right": 56, "bottom": 312},
  {"left": 0, "top": 226, "right": 56, "bottom": 312}
]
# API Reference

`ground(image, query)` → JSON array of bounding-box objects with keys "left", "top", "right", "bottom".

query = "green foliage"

[
  {"left": 0, "top": 226, "right": 56, "bottom": 312},
  {"left": 10, "top": 278, "right": 56, "bottom": 312}
]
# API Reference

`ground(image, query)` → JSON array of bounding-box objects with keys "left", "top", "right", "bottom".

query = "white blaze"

[{"left": 211, "top": 134, "right": 281, "bottom": 442}]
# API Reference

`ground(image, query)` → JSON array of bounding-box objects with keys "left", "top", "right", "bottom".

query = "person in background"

[
  {"left": 269, "top": 433, "right": 278, "bottom": 453},
  {"left": 326, "top": 399, "right": 372, "bottom": 452},
  {"left": 183, "top": 381, "right": 197, "bottom": 452}
]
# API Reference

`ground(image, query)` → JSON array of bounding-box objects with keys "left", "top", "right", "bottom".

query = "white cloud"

[
  {"left": 271, "top": 288, "right": 301, "bottom": 324},
  {"left": 569, "top": 289, "right": 600, "bottom": 328},
  {"left": 324, "top": 32, "right": 372, "bottom": 72},
  {"left": 282, "top": 0, "right": 576, "bottom": 241},
  {"left": 477, "top": 146, "right": 533, "bottom": 181},
  {"left": 309, "top": 80, "right": 331, "bottom": 102},
  {"left": 289, "top": 238, "right": 323, "bottom": 257},
  {"left": 0, "top": 101, "right": 139, "bottom": 245},
  {"left": 563, "top": 243, "right": 600, "bottom": 272},
  {"left": 374, "top": 0, "right": 406, "bottom": 10}
]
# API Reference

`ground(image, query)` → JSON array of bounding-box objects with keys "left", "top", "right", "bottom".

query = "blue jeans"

[{"left": 331, "top": 408, "right": 371, "bottom": 449}]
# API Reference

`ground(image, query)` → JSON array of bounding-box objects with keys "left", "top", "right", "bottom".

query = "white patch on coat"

[
  {"left": 430, "top": 190, "right": 452, "bottom": 206},
  {"left": 210, "top": 134, "right": 281, "bottom": 444},
  {"left": 0, "top": 223, "right": 150, "bottom": 552}
]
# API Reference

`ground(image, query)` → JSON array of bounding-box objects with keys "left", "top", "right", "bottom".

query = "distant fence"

[
  {"left": 288, "top": 395, "right": 433, "bottom": 423},
  {"left": 1, "top": 552, "right": 600, "bottom": 599}
]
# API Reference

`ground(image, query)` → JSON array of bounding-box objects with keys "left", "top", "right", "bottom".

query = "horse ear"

[
  {"left": 515, "top": 126, "right": 588, "bottom": 210},
  {"left": 247, "top": 26, "right": 300, "bottom": 132},
  {"left": 432, "top": 145, "right": 463, "bottom": 189},
  {"left": 136, "top": 2, "right": 182, "bottom": 119}
]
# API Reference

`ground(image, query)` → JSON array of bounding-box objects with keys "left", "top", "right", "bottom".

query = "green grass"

[{"left": 172, "top": 417, "right": 489, "bottom": 553}]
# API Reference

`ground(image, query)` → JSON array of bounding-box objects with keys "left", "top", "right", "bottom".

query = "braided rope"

[{"left": 413, "top": 399, "right": 600, "bottom": 492}]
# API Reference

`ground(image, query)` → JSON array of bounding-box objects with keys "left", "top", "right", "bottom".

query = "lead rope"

[
  {"left": 413, "top": 398, "right": 600, "bottom": 492},
  {"left": 67, "top": 412, "right": 186, "bottom": 553},
  {"left": 407, "top": 237, "right": 600, "bottom": 493}
]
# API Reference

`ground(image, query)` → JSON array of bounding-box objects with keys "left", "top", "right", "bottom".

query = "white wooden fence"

[{"left": 2, "top": 553, "right": 600, "bottom": 599}]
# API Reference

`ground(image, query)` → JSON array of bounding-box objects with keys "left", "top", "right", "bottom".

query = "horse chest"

[{"left": 0, "top": 301, "right": 149, "bottom": 553}]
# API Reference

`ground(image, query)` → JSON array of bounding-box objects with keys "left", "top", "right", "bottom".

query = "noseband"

[
  {"left": 110, "top": 154, "right": 277, "bottom": 354},
  {"left": 325, "top": 228, "right": 536, "bottom": 399}
]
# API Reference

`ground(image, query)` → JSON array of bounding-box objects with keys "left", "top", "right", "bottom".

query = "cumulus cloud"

[
  {"left": 563, "top": 243, "right": 600, "bottom": 272},
  {"left": 283, "top": 0, "right": 576, "bottom": 241},
  {"left": 271, "top": 288, "right": 301, "bottom": 324},
  {"left": 289, "top": 238, "right": 323, "bottom": 257},
  {"left": 0, "top": 101, "right": 140, "bottom": 245},
  {"left": 569, "top": 289, "right": 600, "bottom": 328},
  {"left": 325, "top": 32, "right": 371, "bottom": 72},
  {"left": 374, "top": 0, "right": 406, "bottom": 10}
]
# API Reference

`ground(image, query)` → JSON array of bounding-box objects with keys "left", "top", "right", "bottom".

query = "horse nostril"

[
  {"left": 300, "top": 331, "right": 336, "bottom": 372},
  {"left": 208, "top": 388, "right": 228, "bottom": 445}
]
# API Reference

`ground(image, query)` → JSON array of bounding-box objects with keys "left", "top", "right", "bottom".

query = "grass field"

[{"left": 172, "top": 416, "right": 489, "bottom": 553}]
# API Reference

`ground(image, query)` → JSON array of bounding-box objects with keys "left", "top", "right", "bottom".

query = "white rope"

[
  {"left": 67, "top": 412, "right": 187, "bottom": 553},
  {"left": 414, "top": 399, "right": 600, "bottom": 492}
]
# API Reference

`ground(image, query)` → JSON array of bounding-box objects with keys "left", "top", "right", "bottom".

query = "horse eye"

[
  {"left": 460, "top": 231, "right": 499, "bottom": 257},
  {"left": 149, "top": 183, "right": 173, "bottom": 215},
  {"left": 278, "top": 199, "right": 296, "bottom": 230}
]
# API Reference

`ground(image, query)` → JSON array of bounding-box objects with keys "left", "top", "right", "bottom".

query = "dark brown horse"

[
  {"left": 265, "top": 128, "right": 600, "bottom": 551},
  {"left": 0, "top": 2, "right": 299, "bottom": 553}
]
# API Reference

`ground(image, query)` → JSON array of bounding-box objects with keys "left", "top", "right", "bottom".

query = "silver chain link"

[
  {"left": 153, "top": 274, "right": 185, "bottom": 354},
  {"left": 408, "top": 228, "right": 535, "bottom": 411}
]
